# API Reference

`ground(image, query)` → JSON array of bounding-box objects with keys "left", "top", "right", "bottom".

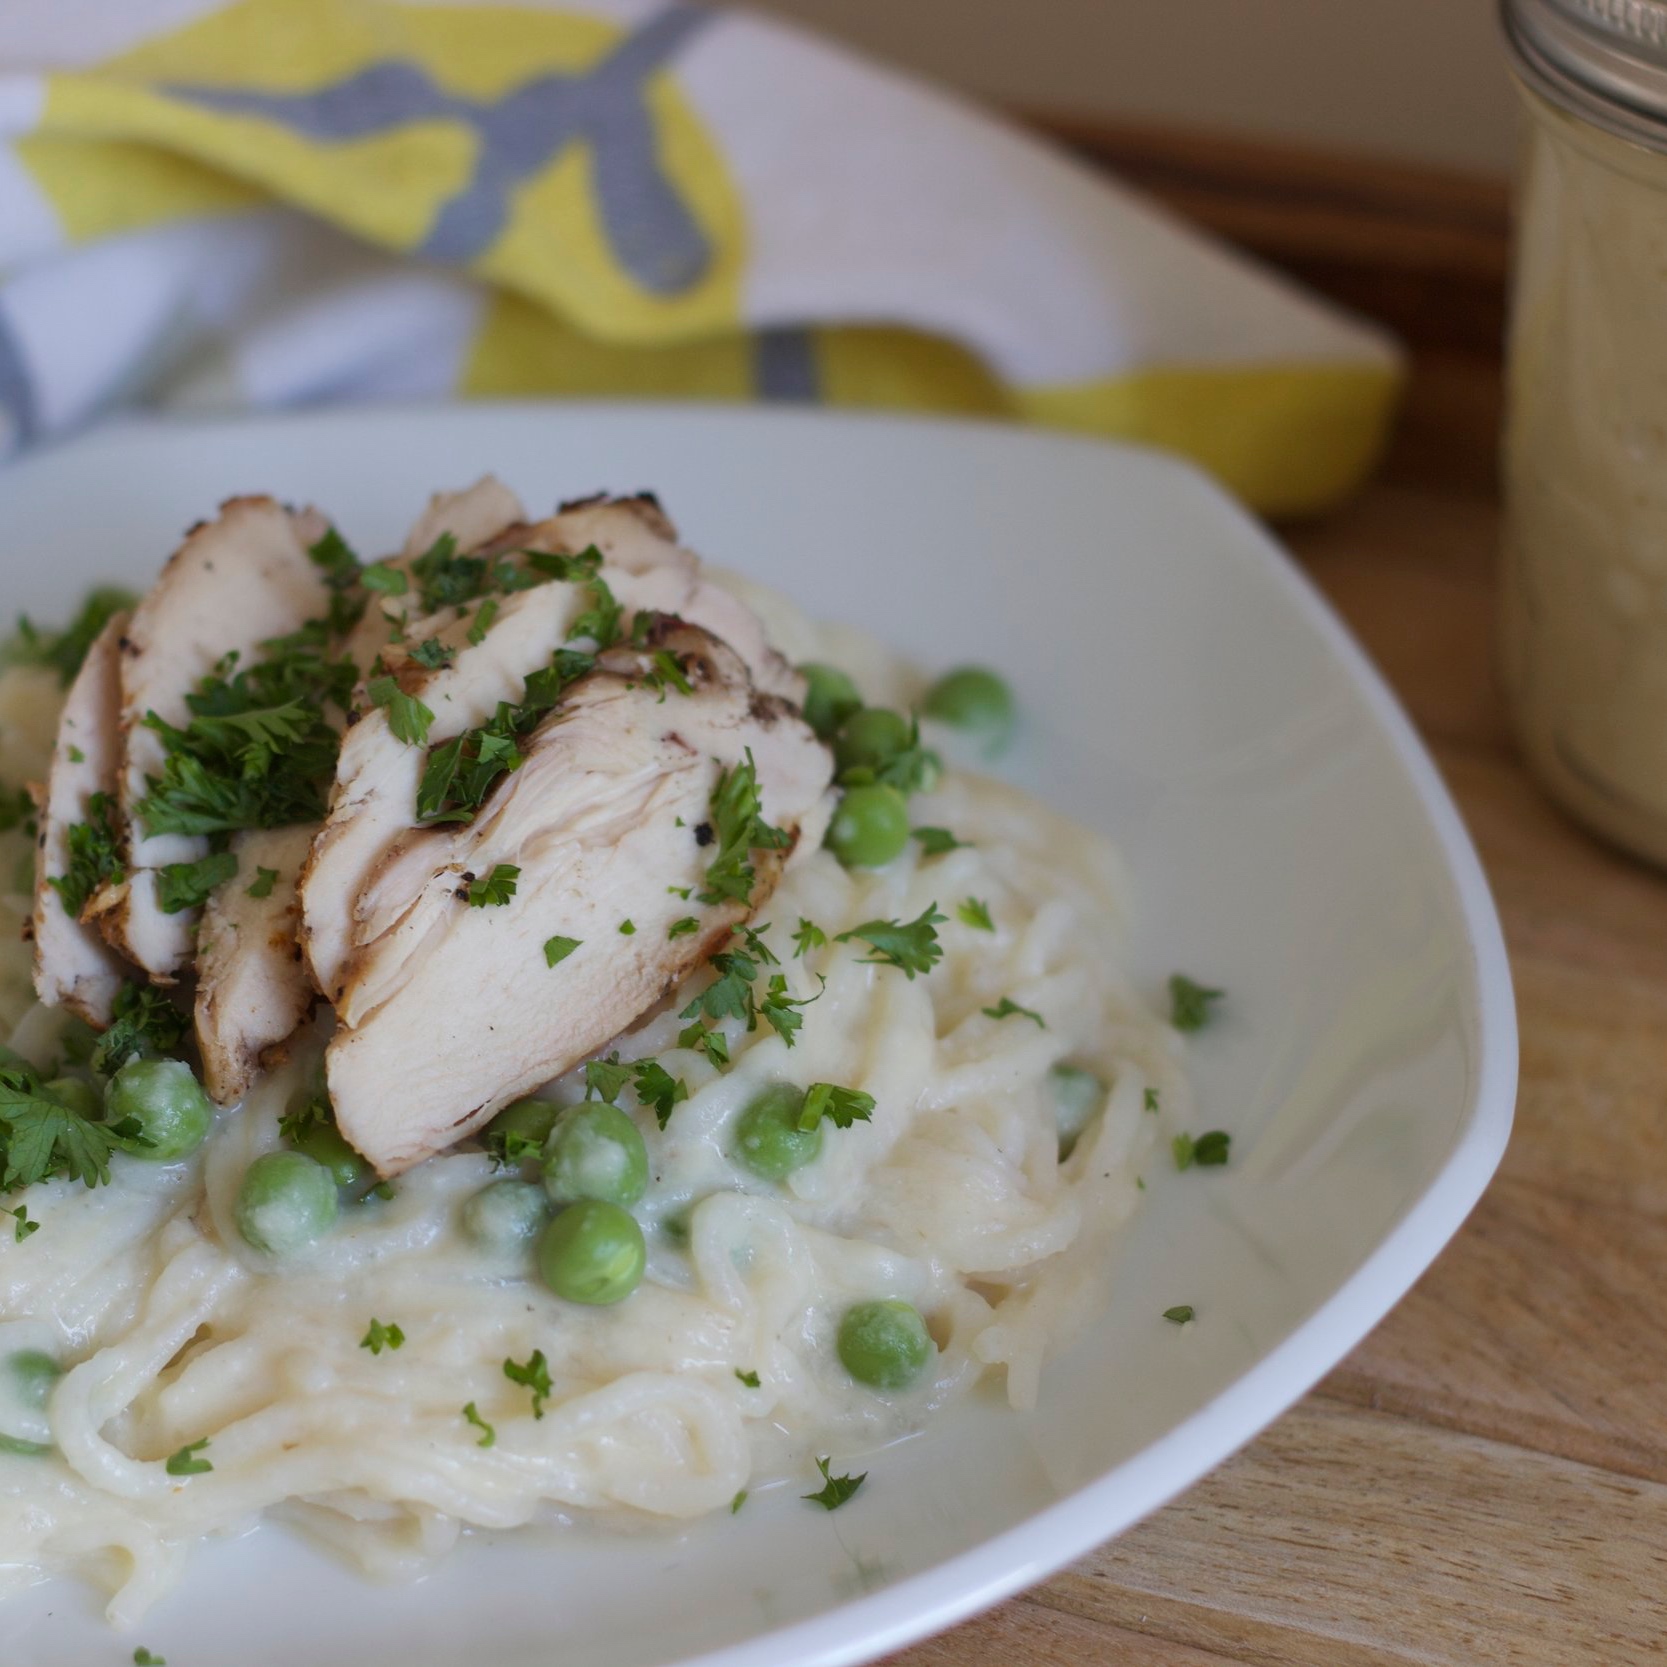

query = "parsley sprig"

[
  {"left": 796, "top": 1082, "right": 876, "bottom": 1132},
  {"left": 6, "top": 586, "right": 136, "bottom": 685},
  {"left": 1169, "top": 974, "right": 1224, "bottom": 1032},
  {"left": 50, "top": 790, "right": 124, "bottom": 918},
  {"left": 0, "top": 1058, "right": 152, "bottom": 1191},
  {"left": 503, "top": 1349, "right": 553, "bottom": 1419},
  {"left": 803, "top": 1456, "right": 866, "bottom": 1511},
  {"left": 697, "top": 751, "right": 789, "bottom": 908},
  {"left": 133, "top": 634, "right": 355, "bottom": 840},
  {"left": 92, "top": 981, "right": 188, "bottom": 1075},
  {"left": 583, "top": 1052, "right": 689, "bottom": 1130},
  {"left": 835, "top": 905, "right": 946, "bottom": 978}
]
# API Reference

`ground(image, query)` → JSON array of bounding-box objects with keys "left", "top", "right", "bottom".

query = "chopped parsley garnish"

[
  {"left": 503, "top": 1349, "right": 552, "bottom": 1419},
  {"left": 462, "top": 1401, "right": 495, "bottom": 1447},
  {"left": 367, "top": 674, "right": 435, "bottom": 748},
  {"left": 835, "top": 712, "right": 938, "bottom": 795},
  {"left": 677, "top": 1022, "right": 730, "bottom": 1066},
  {"left": 618, "top": 918, "right": 636, "bottom": 936},
  {"left": 277, "top": 1083, "right": 334, "bottom": 1146},
  {"left": 360, "top": 561, "right": 408, "bottom": 596},
  {"left": 803, "top": 1456, "right": 866, "bottom": 1511},
  {"left": 583, "top": 1053, "right": 634, "bottom": 1103},
  {"left": 730, "top": 1490, "right": 747, "bottom": 1514},
  {"left": 467, "top": 599, "right": 499, "bottom": 647},
  {"left": 543, "top": 935, "right": 581, "bottom": 968},
  {"left": 1163, "top": 1305, "right": 1196, "bottom": 1325},
  {"left": 667, "top": 883, "right": 692, "bottom": 899},
  {"left": 566, "top": 572, "right": 622, "bottom": 648},
  {"left": 796, "top": 1082, "right": 876, "bottom": 1132},
  {"left": 982, "top": 996, "right": 1045, "bottom": 1028},
  {"left": 697, "top": 750, "right": 789, "bottom": 908},
  {"left": 1169, "top": 974, "right": 1224, "bottom": 1032},
  {"left": 165, "top": 1438, "right": 213, "bottom": 1476},
  {"left": 49, "top": 790, "right": 124, "bottom": 918},
  {"left": 1172, "top": 1130, "right": 1231, "bottom": 1170},
  {"left": 408, "top": 636, "right": 454, "bottom": 669},
  {"left": 134, "top": 632, "right": 355, "bottom": 839},
  {"left": 631, "top": 1061, "right": 688, "bottom": 1130},
  {"left": 734, "top": 1368, "right": 761, "bottom": 1388},
  {"left": 8, "top": 1204, "right": 37, "bottom": 1241},
  {"left": 835, "top": 905, "right": 945, "bottom": 979},
  {"left": 647, "top": 648, "right": 693, "bottom": 696},
  {"left": 414, "top": 649, "right": 594, "bottom": 824},
  {"left": 791, "top": 918, "right": 827, "bottom": 958},
  {"left": 239, "top": 867, "right": 276, "bottom": 902},
  {"left": 360, "top": 1318, "right": 405, "bottom": 1355},
  {"left": 668, "top": 916, "right": 700, "bottom": 939},
  {"left": 466, "top": 863, "right": 520, "bottom": 907},
  {"left": 92, "top": 981, "right": 187, "bottom": 1075},
  {"left": 913, "top": 827, "right": 969, "bottom": 855},
  {"left": 134, "top": 1649, "right": 166, "bottom": 1666},
  {"left": 307, "top": 525, "right": 361, "bottom": 591},
  {"left": 6, "top": 585, "right": 136, "bottom": 685},
  {"left": 0, "top": 1059, "right": 151, "bottom": 1191},
  {"left": 1144, "top": 1087, "right": 1160, "bottom": 1114},
  {"left": 584, "top": 1053, "right": 689, "bottom": 1130},
  {"left": 957, "top": 897, "right": 995, "bottom": 932},
  {"left": 65, "top": 746, "right": 84, "bottom": 765},
  {"left": 155, "top": 850, "right": 238, "bottom": 915},
  {"left": 678, "top": 934, "right": 822, "bottom": 1051},
  {"left": 410, "top": 532, "right": 493, "bottom": 615}
]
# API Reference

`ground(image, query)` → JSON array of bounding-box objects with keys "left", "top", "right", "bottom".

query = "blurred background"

[{"left": 753, "top": 0, "right": 1517, "bottom": 172}]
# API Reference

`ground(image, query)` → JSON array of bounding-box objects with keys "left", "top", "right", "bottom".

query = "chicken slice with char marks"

[
  {"left": 30, "top": 614, "right": 133, "bottom": 1025},
  {"left": 194, "top": 824, "right": 316, "bottom": 1106},
  {"left": 86, "top": 496, "right": 332, "bottom": 982},
  {"left": 188, "top": 482, "right": 524, "bottom": 1100},
  {"left": 325, "top": 622, "right": 834, "bottom": 1176},
  {"left": 301, "top": 495, "right": 806, "bottom": 1004}
]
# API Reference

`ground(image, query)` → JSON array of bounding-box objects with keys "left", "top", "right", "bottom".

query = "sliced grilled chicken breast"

[
  {"left": 326, "top": 623, "right": 834, "bottom": 1176},
  {"left": 30, "top": 615, "right": 132, "bottom": 1025},
  {"left": 194, "top": 825, "right": 316, "bottom": 1106},
  {"left": 87, "top": 497, "right": 332, "bottom": 981},
  {"left": 301, "top": 496, "right": 805, "bottom": 1003}
]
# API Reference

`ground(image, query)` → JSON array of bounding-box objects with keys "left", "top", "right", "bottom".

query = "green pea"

[
  {"left": 799, "top": 663, "right": 862, "bottom": 741},
  {"left": 485, "top": 1096, "right": 561, "bottom": 1163},
  {"left": 43, "top": 1075, "right": 102, "bottom": 1121},
  {"left": 542, "top": 1102, "right": 648, "bottom": 1208},
  {"left": 825, "top": 783, "right": 910, "bottom": 869},
  {"left": 235, "top": 1151, "right": 339, "bottom": 1257},
  {"left": 1048, "top": 1064, "right": 1105, "bottom": 1160},
  {"left": 461, "top": 1178, "right": 549, "bottom": 1252},
  {"left": 0, "top": 1349, "right": 61, "bottom": 1455},
  {"left": 833, "top": 707, "right": 912, "bottom": 779},
  {"left": 837, "top": 1299, "right": 934, "bottom": 1391},
  {"left": 105, "top": 1058, "right": 213, "bottom": 1161},
  {"left": 288, "top": 1121, "right": 369, "bottom": 1190},
  {"left": 921, "top": 666, "right": 1016, "bottom": 755},
  {"left": 731, "top": 1082, "right": 821, "bottom": 1181},
  {"left": 538, "top": 1200, "right": 646, "bottom": 1305}
]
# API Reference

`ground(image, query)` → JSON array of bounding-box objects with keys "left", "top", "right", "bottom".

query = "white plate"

[{"left": 0, "top": 404, "right": 1515, "bottom": 1667}]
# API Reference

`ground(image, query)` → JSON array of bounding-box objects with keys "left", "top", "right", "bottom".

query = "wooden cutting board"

[{"left": 885, "top": 121, "right": 1667, "bottom": 1667}]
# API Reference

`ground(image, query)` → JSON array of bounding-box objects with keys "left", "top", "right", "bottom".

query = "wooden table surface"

[{"left": 885, "top": 125, "right": 1667, "bottom": 1666}]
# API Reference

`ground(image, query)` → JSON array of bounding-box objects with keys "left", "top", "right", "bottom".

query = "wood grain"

[{"left": 881, "top": 121, "right": 1667, "bottom": 1666}]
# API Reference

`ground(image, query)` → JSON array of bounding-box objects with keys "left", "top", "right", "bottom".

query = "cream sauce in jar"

[{"left": 1502, "top": 49, "right": 1667, "bottom": 862}]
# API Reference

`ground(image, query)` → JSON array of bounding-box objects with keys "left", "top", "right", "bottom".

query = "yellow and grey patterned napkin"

[{"left": 0, "top": 0, "right": 1401, "bottom": 512}]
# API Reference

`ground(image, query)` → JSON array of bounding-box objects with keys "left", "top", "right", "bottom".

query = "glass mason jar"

[{"left": 1501, "top": 0, "right": 1667, "bottom": 864}]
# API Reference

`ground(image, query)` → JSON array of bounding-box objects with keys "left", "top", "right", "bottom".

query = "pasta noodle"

[{"left": 0, "top": 594, "right": 1188, "bottom": 1626}]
